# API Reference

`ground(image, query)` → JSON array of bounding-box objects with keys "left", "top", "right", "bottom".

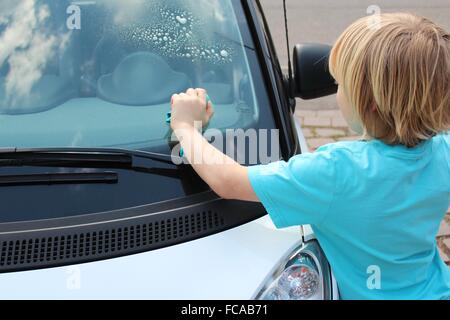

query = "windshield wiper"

[
  {"left": 0, "top": 148, "right": 182, "bottom": 179},
  {"left": 0, "top": 147, "right": 177, "bottom": 163},
  {"left": 0, "top": 172, "right": 118, "bottom": 187}
]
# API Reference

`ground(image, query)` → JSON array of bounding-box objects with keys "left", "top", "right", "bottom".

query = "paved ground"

[{"left": 260, "top": 0, "right": 450, "bottom": 265}]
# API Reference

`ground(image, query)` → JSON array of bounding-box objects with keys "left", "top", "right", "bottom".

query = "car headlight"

[{"left": 253, "top": 240, "right": 333, "bottom": 300}]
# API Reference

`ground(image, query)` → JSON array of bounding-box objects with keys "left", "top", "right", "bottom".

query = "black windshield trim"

[
  {"left": 0, "top": 190, "right": 217, "bottom": 233},
  {"left": 243, "top": 0, "right": 299, "bottom": 159}
]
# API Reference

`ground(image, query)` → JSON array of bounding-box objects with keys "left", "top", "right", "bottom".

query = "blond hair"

[{"left": 329, "top": 13, "right": 450, "bottom": 147}]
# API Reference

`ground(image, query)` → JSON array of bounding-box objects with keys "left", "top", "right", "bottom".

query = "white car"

[{"left": 0, "top": 0, "right": 338, "bottom": 300}]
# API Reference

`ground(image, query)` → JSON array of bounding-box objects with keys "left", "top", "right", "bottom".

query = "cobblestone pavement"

[{"left": 295, "top": 108, "right": 450, "bottom": 266}]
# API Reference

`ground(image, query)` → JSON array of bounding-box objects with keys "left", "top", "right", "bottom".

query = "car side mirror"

[{"left": 292, "top": 43, "right": 338, "bottom": 100}]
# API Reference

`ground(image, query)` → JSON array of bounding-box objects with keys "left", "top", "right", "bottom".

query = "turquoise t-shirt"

[{"left": 248, "top": 133, "right": 450, "bottom": 300}]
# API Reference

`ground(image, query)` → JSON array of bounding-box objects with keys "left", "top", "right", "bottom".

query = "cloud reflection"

[{"left": 0, "top": 0, "right": 69, "bottom": 107}]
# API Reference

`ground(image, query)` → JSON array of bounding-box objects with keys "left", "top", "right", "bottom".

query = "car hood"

[{"left": 0, "top": 216, "right": 301, "bottom": 299}]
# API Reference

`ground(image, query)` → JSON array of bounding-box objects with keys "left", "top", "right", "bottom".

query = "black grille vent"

[{"left": 0, "top": 210, "right": 225, "bottom": 272}]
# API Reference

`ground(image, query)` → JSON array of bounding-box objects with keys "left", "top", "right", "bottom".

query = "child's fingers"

[
  {"left": 195, "top": 88, "right": 207, "bottom": 95},
  {"left": 206, "top": 101, "right": 215, "bottom": 119},
  {"left": 171, "top": 94, "right": 180, "bottom": 107},
  {"left": 195, "top": 88, "right": 207, "bottom": 105},
  {"left": 186, "top": 88, "right": 197, "bottom": 96}
]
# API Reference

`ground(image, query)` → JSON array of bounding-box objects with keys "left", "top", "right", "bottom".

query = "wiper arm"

[{"left": 0, "top": 148, "right": 182, "bottom": 179}]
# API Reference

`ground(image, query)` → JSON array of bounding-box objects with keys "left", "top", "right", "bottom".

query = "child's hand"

[{"left": 170, "top": 88, "right": 214, "bottom": 131}]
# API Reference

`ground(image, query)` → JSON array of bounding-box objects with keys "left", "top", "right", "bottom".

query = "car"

[{"left": 0, "top": 0, "right": 339, "bottom": 300}]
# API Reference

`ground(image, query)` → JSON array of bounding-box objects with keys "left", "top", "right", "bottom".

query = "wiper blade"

[
  {"left": 0, "top": 148, "right": 182, "bottom": 179},
  {"left": 0, "top": 150, "right": 132, "bottom": 168},
  {"left": 0, "top": 147, "right": 177, "bottom": 163},
  {"left": 0, "top": 172, "right": 118, "bottom": 187}
]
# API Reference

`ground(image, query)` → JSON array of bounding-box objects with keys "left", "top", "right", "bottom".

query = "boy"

[{"left": 169, "top": 13, "right": 450, "bottom": 299}]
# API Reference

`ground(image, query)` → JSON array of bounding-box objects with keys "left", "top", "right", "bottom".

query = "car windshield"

[{"left": 0, "top": 0, "right": 273, "bottom": 153}]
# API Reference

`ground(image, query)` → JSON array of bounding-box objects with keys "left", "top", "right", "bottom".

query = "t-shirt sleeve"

[{"left": 248, "top": 149, "right": 336, "bottom": 228}]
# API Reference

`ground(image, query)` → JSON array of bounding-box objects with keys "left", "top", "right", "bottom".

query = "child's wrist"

[
  {"left": 172, "top": 121, "right": 204, "bottom": 142},
  {"left": 172, "top": 121, "right": 194, "bottom": 131}
]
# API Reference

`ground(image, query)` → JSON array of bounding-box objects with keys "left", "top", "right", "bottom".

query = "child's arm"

[{"left": 170, "top": 88, "right": 259, "bottom": 202}]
